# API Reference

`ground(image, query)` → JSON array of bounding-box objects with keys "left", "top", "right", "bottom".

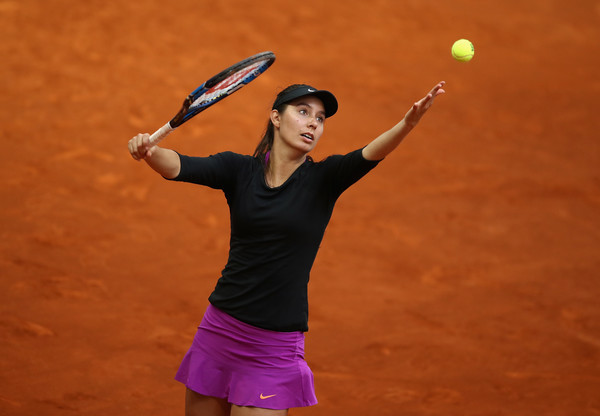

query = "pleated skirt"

[{"left": 175, "top": 305, "right": 317, "bottom": 410}]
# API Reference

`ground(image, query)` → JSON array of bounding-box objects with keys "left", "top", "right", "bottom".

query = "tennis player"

[{"left": 128, "top": 81, "right": 445, "bottom": 416}]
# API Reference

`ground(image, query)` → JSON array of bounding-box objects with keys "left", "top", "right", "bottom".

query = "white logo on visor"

[{"left": 307, "top": 89, "right": 316, "bottom": 92}]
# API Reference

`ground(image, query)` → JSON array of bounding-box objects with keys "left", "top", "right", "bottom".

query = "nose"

[{"left": 307, "top": 115, "right": 318, "bottom": 129}]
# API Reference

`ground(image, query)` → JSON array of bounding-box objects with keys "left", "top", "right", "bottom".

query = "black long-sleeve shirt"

[{"left": 171, "top": 148, "right": 379, "bottom": 332}]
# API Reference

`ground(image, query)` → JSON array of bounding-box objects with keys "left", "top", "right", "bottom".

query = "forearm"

[
  {"left": 362, "top": 118, "right": 414, "bottom": 161},
  {"left": 144, "top": 146, "right": 181, "bottom": 179},
  {"left": 361, "top": 81, "right": 445, "bottom": 161}
]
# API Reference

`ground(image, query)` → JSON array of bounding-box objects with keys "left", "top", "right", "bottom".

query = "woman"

[{"left": 128, "top": 81, "right": 445, "bottom": 416}]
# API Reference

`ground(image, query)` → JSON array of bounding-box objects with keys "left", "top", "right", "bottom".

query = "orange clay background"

[{"left": 1, "top": 1, "right": 600, "bottom": 415}]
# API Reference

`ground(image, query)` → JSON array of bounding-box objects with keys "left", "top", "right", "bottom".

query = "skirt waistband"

[{"left": 201, "top": 305, "right": 305, "bottom": 360}]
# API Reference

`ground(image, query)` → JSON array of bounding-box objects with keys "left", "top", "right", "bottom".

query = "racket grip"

[{"left": 149, "top": 122, "right": 174, "bottom": 146}]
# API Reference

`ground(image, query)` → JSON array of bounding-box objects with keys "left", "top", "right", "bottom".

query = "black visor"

[{"left": 272, "top": 85, "right": 338, "bottom": 118}]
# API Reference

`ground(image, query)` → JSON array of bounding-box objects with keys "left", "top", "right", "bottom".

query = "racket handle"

[{"left": 149, "top": 122, "right": 174, "bottom": 146}]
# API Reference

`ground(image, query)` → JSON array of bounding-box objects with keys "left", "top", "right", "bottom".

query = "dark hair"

[{"left": 253, "top": 84, "right": 311, "bottom": 168}]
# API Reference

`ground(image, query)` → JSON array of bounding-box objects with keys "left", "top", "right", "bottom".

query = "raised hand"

[{"left": 404, "top": 81, "right": 446, "bottom": 128}]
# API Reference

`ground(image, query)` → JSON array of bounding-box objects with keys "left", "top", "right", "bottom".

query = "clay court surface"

[{"left": 1, "top": 1, "right": 599, "bottom": 415}]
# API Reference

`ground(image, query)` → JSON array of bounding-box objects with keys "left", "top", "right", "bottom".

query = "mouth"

[{"left": 301, "top": 133, "right": 314, "bottom": 142}]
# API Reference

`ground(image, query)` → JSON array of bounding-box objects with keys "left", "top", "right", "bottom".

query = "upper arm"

[
  {"left": 322, "top": 149, "right": 380, "bottom": 196},
  {"left": 171, "top": 151, "right": 248, "bottom": 190}
]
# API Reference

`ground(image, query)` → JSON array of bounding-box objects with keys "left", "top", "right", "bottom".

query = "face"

[{"left": 271, "top": 96, "right": 326, "bottom": 156}]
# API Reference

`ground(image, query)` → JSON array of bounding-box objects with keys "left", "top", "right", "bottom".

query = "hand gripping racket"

[{"left": 148, "top": 51, "right": 276, "bottom": 146}]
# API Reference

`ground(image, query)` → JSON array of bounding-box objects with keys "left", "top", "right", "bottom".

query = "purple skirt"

[{"left": 175, "top": 305, "right": 317, "bottom": 410}]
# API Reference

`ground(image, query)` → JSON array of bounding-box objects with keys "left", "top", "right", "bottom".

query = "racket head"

[{"left": 170, "top": 51, "right": 276, "bottom": 128}]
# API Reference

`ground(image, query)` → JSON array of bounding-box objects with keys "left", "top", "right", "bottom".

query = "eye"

[
  {"left": 299, "top": 108, "right": 308, "bottom": 116},
  {"left": 316, "top": 116, "right": 325, "bottom": 123}
]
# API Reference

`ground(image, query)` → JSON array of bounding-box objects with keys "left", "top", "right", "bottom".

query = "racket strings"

[{"left": 189, "top": 60, "right": 269, "bottom": 110}]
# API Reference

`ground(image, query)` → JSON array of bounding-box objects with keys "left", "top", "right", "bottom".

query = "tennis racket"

[{"left": 148, "top": 51, "right": 276, "bottom": 146}]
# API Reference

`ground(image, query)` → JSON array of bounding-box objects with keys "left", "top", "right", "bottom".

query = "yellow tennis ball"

[{"left": 452, "top": 39, "right": 474, "bottom": 62}]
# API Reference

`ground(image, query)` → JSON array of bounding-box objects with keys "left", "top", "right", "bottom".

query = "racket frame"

[{"left": 149, "top": 51, "right": 275, "bottom": 146}]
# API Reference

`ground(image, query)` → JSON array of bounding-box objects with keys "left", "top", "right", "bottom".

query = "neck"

[{"left": 265, "top": 144, "right": 307, "bottom": 188}]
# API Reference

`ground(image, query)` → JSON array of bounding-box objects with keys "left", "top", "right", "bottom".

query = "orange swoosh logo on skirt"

[{"left": 260, "top": 393, "right": 277, "bottom": 399}]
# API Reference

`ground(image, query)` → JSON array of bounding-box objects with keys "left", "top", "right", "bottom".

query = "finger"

[
  {"left": 140, "top": 134, "right": 153, "bottom": 159},
  {"left": 428, "top": 82, "right": 442, "bottom": 94},
  {"left": 133, "top": 135, "right": 141, "bottom": 150},
  {"left": 424, "top": 82, "right": 446, "bottom": 106},
  {"left": 128, "top": 138, "right": 140, "bottom": 160},
  {"left": 129, "top": 134, "right": 146, "bottom": 160},
  {"left": 416, "top": 93, "right": 434, "bottom": 111},
  {"left": 431, "top": 81, "right": 446, "bottom": 96}
]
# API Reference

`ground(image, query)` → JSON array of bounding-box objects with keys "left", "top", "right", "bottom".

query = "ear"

[{"left": 270, "top": 109, "right": 281, "bottom": 128}]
